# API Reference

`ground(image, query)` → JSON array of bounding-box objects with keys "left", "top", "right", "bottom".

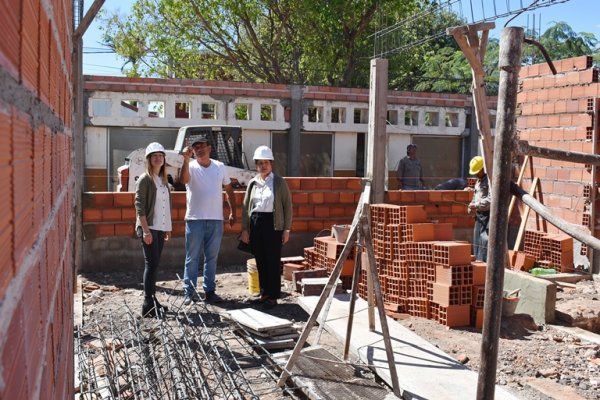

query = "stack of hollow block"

[
  {"left": 282, "top": 235, "right": 356, "bottom": 295},
  {"left": 522, "top": 230, "right": 574, "bottom": 272},
  {"left": 357, "top": 204, "right": 487, "bottom": 328}
]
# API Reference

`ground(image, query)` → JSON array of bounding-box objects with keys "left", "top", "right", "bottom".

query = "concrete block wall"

[
  {"left": 518, "top": 56, "right": 599, "bottom": 260},
  {"left": 0, "top": 1, "right": 74, "bottom": 399}
]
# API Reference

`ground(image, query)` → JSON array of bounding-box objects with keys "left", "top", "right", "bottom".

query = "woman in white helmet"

[
  {"left": 240, "top": 145, "right": 293, "bottom": 308},
  {"left": 135, "top": 142, "right": 172, "bottom": 318}
]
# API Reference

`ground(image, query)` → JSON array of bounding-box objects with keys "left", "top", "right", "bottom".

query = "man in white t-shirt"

[{"left": 179, "top": 134, "right": 236, "bottom": 304}]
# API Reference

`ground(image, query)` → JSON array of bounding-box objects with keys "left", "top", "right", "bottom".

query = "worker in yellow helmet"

[{"left": 467, "top": 156, "right": 491, "bottom": 262}]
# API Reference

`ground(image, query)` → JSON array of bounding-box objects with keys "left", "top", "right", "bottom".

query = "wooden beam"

[
  {"left": 513, "top": 177, "right": 539, "bottom": 251},
  {"left": 517, "top": 140, "right": 600, "bottom": 165},
  {"left": 74, "top": 0, "right": 105, "bottom": 40}
]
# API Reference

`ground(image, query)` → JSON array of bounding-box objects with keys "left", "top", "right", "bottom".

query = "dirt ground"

[{"left": 77, "top": 266, "right": 600, "bottom": 400}]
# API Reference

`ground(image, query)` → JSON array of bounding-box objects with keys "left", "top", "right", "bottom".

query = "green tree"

[
  {"left": 538, "top": 21, "right": 598, "bottom": 63},
  {"left": 100, "top": 0, "right": 419, "bottom": 86}
]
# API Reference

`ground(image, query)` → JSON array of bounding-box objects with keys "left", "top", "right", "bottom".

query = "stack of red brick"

[
  {"left": 286, "top": 203, "right": 488, "bottom": 329},
  {"left": 361, "top": 204, "right": 486, "bottom": 328},
  {"left": 522, "top": 230, "right": 574, "bottom": 272}
]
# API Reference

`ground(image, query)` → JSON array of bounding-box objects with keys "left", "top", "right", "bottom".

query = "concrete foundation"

[
  {"left": 81, "top": 232, "right": 317, "bottom": 272},
  {"left": 503, "top": 269, "right": 556, "bottom": 324}
]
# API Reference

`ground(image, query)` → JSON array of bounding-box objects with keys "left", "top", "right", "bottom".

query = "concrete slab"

[
  {"left": 551, "top": 325, "right": 600, "bottom": 345},
  {"left": 504, "top": 269, "right": 556, "bottom": 324},
  {"left": 299, "top": 294, "right": 521, "bottom": 400}
]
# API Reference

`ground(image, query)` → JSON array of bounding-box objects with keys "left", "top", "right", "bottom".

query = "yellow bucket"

[{"left": 247, "top": 259, "right": 260, "bottom": 295}]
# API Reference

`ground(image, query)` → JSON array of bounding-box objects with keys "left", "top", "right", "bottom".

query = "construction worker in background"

[
  {"left": 396, "top": 144, "right": 425, "bottom": 190},
  {"left": 467, "top": 156, "right": 491, "bottom": 262}
]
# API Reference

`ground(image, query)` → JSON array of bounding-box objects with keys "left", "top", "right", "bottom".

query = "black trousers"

[
  {"left": 138, "top": 227, "right": 165, "bottom": 299},
  {"left": 250, "top": 212, "right": 283, "bottom": 300}
]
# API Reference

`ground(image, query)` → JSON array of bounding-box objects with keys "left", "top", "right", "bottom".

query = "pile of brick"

[
  {"left": 284, "top": 203, "right": 488, "bottom": 329},
  {"left": 518, "top": 230, "right": 574, "bottom": 272},
  {"left": 360, "top": 204, "right": 486, "bottom": 328}
]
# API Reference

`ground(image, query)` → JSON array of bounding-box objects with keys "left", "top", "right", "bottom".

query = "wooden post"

[
  {"left": 513, "top": 178, "right": 539, "bottom": 252},
  {"left": 361, "top": 208, "right": 401, "bottom": 397},
  {"left": 366, "top": 58, "right": 388, "bottom": 204},
  {"left": 477, "top": 27, "right": 523, "bottom": 400},
  {"left": 447, "top": 22, "right": 496, "bottom": 180},
  {"left": 277, "top": 184, "right": 370, "bottom": 387}
]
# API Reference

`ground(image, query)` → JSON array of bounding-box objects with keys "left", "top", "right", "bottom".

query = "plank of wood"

[
  {"left": 228, "top": 308, "right": 293, "bottom": 332},
  {"left": 526, "top": 378, "right": 587, "bottom": 400}
]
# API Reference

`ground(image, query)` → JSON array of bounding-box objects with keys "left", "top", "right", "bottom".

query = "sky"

[{"left": 82, "top": 0, "right": 600, "bottom": 76}]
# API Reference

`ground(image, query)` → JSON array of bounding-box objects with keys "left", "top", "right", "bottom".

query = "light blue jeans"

[{"left": 183, "top": 220, "right": 224, "bottom": 297}]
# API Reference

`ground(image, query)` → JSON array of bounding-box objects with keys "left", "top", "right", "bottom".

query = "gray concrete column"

[
  {"left": 287, "top": 85, "right": 303, "bottom": 176},
  {"left": 366, "top": 59, "right": 388, "bottom": 203}
]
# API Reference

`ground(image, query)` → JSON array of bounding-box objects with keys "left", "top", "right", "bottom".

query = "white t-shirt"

[{"left": 185, "top": 159, "right": 231, "bottom": 220}]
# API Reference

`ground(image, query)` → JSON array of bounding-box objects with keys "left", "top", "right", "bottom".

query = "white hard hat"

[
  {"left": 253, "top": 145, "right": 274, "bottom": 160},
  {"left": 145, "top": 142, "right": 165, "bottom": 158}
]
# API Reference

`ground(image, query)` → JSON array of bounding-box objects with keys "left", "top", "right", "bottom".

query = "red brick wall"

[
  {"left": 84, "top": 75, "right": 497, "bottom": 108},
  {"left": 518, "top": 56, "right": 599, "bottom": 244},
  {"left": 81, "top": 179, "right": 473, "bottom": 239},
  {"left": 0, "top": 1, "right": 74, "bottom": 399}
]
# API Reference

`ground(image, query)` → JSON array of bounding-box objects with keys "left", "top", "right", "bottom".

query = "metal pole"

[{"left": 477, "top": 26, "right": 523, "bottom": 400}]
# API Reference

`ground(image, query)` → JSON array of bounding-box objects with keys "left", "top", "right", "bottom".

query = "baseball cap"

[{"left": 189, "top": 134, "right": 209, "bottom": 146}]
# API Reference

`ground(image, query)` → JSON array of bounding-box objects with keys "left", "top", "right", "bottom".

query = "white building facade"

[{"left": 83, "top": 75, "right": 495, "bottom": 191}]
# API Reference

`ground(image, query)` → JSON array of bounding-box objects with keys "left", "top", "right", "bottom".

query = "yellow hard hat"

[{"left": 469, "top": 156, "right": 484, "bottom": 175}]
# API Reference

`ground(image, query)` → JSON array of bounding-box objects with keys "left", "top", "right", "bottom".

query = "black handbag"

[{"left": 237, "top": 235, "right": 253, "bottom": 254}]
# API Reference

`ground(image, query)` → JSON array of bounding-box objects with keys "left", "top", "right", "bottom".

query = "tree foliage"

[
  {"left": 100, "top": 0, "right": 418, "bottom": 86},
  {"left": 101, "top": 2, "right": 599, "bottom": 93}
]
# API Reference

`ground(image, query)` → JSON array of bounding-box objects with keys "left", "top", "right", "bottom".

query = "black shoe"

[
  {"left": 153, "top": 297, "right": 168, "bottom": 313},
  {"left": 249, "top": 294, "right": 270, "bottom": 304},
  {"left": 261, "top": 299, "right": 277, "bottom": 310},
  {"left": 204, "top": 291, "right": 222, "bottom": 303},
  {"left": 142, "top": 299, "right": 157, "bottom": 318}
]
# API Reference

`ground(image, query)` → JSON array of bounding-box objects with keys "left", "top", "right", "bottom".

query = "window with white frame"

[
  {"left": 260, "top": 104, "right": 275, "bottom": 121},
  {"left": 353, "top": 108, "right": 368, "bottom": 124},
  {"left": 307, "top": 106, "right": 323, "bottom": 122},
  {"left": 201, "top": 103, "right": 217, "bottom": 119},
  {"left": 424, "top": 111, "right": 439, "bottom": 126},
  {"left": 331, "top": 107, "right": 346, "bottom": 123},
  {"left": 148, "top": 101, "right": 165, "bottom": 118},
  {"left": 235, "top": 104, "right": 251, "bottom": 120},
  {"left": 120, "top": 100, "right": 139, "bottom": 117},
  {"left": 445, "top": 112, "right": 459, "bottom": 127},
  {"left": 175, "top": 102, "right": 191, "bottom": 119},
  {"left": 404, "top": 110, "right": 418, "bottom": 126},
  {"left": 387, "top": 110, "right": 398, "bottom": 125}
]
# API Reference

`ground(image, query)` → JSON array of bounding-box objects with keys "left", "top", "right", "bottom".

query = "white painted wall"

[
  {"left": 333, "top": 132, "right": 357, "bottom": 171},
  {"left": 85, "top": 90, "right": 472, "bottom": 173},
  {"left": 85, "top": 126, "right": 108, "bottom": 168}
]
